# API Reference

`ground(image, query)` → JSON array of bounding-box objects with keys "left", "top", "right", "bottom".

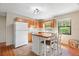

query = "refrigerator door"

[
  {"left": 15, "top": 30, "right": 28, "bottom": 48},
  {"left": 15, "top": 22, "right": 28, "bottom": 30}
]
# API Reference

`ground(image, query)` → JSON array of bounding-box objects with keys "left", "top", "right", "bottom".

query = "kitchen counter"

[{"left": 32, "top": 32, "right": 52, "bottom": 38}]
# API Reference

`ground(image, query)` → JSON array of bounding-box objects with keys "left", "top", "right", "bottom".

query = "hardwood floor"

[
  {"left": 0, "top": 43, "right": 37, "bottom": 56},
  {"left": 0, "top": 45, "right": 15, "bottom": 56},
  {"left": 61, "top": 44, "right": 79, "bottom": 56},
  {"left": 0, "top": 43, "right": 79, "bottom": 56}
]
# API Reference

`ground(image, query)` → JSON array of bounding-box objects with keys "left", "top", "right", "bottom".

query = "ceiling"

[{"left": 0, "top": 3, "right": 79, "bottom": 19}]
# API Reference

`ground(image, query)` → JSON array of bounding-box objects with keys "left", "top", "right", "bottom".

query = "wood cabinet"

[
  {"left": 51, "top": 19, "right": 56, "bottom": 28},
  {"left": 28, "top": 33, "right": 32, "bottom": 42}
]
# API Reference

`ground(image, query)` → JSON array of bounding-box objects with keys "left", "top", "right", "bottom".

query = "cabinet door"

[
  {"left": 39, "top": 37, "right": 44, "bottom": 55},
  {"left": 32, "top": 35, "right": 40, "bottom": 55}
]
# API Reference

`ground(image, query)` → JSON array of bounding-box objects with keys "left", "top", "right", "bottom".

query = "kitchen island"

[{"left": 32, "top": 32, "right": 59, "bottom": 56}]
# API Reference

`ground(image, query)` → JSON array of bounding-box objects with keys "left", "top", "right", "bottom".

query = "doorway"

[{"left": 0, "top": 16, "right": 6, "bottom": 45}]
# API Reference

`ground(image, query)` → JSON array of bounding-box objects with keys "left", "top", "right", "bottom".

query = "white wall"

[
  {"left": 0, "top": 16, "right": 6, "bottom": 43},
  {"left": 55, "top": 11, "right": 79, "bottom": 44},
  {"left": 6, "top": 12, "right": 28, "bottom": 45}
]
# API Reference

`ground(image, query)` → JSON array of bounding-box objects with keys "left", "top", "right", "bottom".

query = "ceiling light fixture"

[{"left": 33, "top": 8, "right": 40, "bottom": 14}]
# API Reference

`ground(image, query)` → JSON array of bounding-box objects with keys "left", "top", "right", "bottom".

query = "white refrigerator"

[{"left": 15, "top": 22, "right": 28, "bottom": 48}]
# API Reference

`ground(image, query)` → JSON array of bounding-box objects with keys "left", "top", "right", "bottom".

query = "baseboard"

[
  {"left": 0, "top": 42, "right": 6, "bottom": 47},
  {"left": 6, "top": 44, "right": 15, "bottom": 49},
  {"left": 0, "top": 42, "right": 14, "bottom": 48}
]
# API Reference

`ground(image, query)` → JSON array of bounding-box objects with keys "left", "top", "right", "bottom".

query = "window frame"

[{"left": 58, "top": 19, "right": 71, "bottom": 35}]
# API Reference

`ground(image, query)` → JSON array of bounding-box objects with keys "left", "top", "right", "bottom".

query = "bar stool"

[
  {"left": 40, "top": 33, "right": 59, "bottom": 56},
  {"left": 50, "top": 33, "right": 59, "bottom": 56}
]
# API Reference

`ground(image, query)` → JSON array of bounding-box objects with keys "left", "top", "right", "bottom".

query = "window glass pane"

[
  {"left": 58, "top": 19, "right": 71, "bottom": 35},
  {"left": 45, "top": 21, "right": 51, "bottom": 28}
]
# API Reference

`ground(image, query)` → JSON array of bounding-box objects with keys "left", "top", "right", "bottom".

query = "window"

[
  {"left": 43, "top": 21, "right": 52, "bottom": 31},
  {"left": 44, "top": 21, "right": 51, "bottom": 28},
  {"left": 58, "top": 19, "right": 71, "bottom": 35}
]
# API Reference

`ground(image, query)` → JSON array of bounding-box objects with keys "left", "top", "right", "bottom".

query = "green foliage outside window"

[
  {"left": 58, "top": 20, "right": 71, "bottom": 35},
  {"left": 45, "top": 21, "right": 51, "bottom": 28}
]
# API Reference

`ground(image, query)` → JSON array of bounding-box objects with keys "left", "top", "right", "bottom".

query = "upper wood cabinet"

[
  {"left": 51, "top": 19, "right": 56, "bottom": 28},
  {"left": 15, "top": 17, "right": 56, "bottom": 29}
]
